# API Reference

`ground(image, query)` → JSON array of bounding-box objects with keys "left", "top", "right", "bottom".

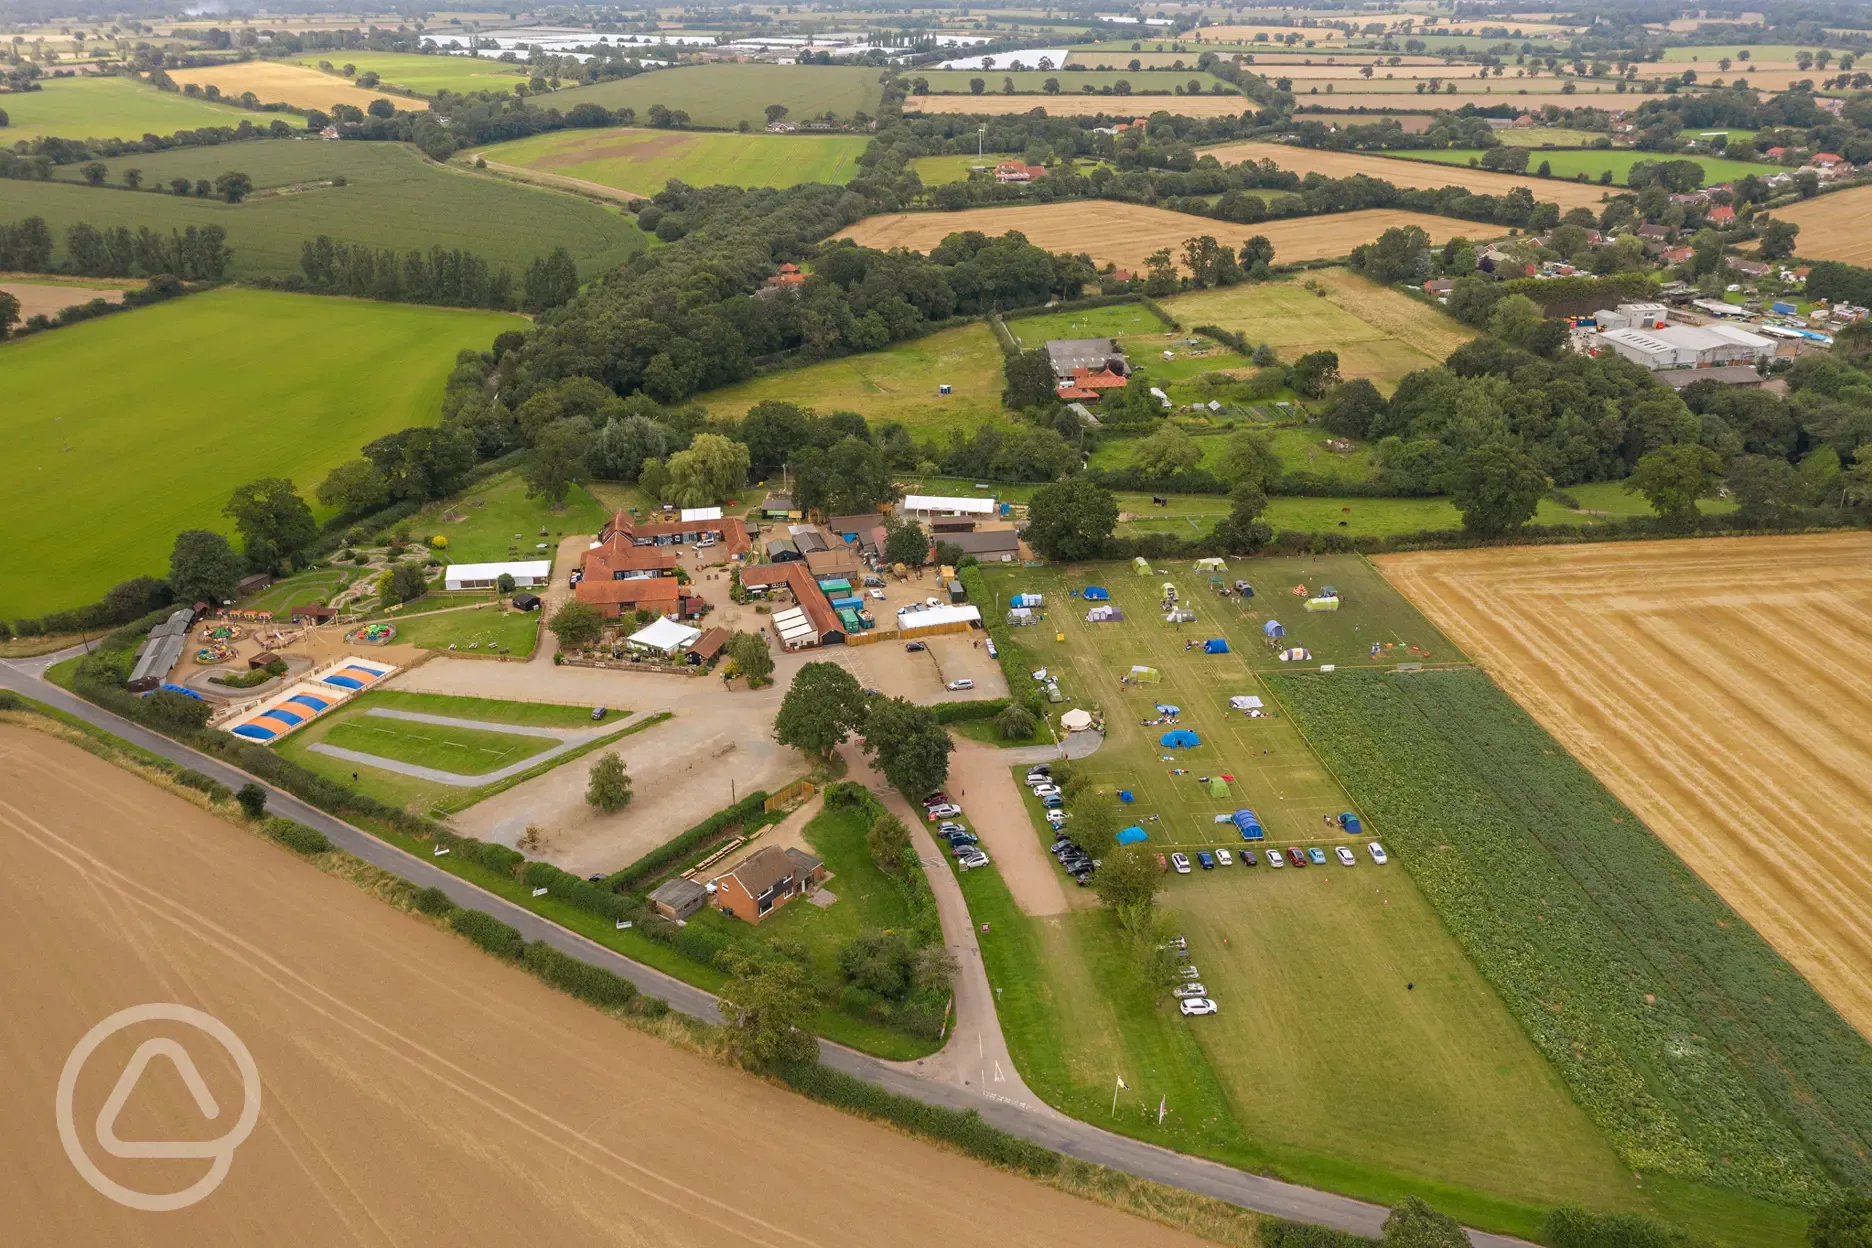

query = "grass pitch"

[
  {"left": 19, "top": 142, "right": 645, "bottom": 279},
  {"left": 0, "top": 75, "right": 254, "bottom": 141},
  {"left": 289, "top": 51, "right": 529, "bottom": 97},
  {"left": 472, "top": 127, "right": 869, "bottom": 195},
  {"left": 0, "top": 288, "right": 523, "bottom": 619},
  {"left": 547, "top": 63, "right": 885, "bottom": 132},
  {"left": 319, "top": 714, "right": 557, "bottom": 773}
]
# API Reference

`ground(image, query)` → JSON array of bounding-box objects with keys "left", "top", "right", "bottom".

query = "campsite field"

[
  {"left": 839, "top": 204, "right": 1478, "bottom": 274},
  {"left": 1765, "top": 186, "right": 1872, "bottom": 265},
  {"left": 911, "top": 69, "right": 1237, "bottom": 94},
  {"left": 23, "top": 141, "right": 644, "bottom": 279},
  {"left": 905, "top": 94, "right": 1255, "bottom": 117},
  {"left": 470, "top": 127, "right": 869, "bottom": 196},
  {"left": 547, "top": 63, "right": 884, "bottom": 131},
  {"left": 697, "top": 322, "right": 1006, "bottom": 434},
  {"left": 0, "top": 288, "right": 523, "bottom": 618},
  {"left": 1199, "top": 140, "right": 1614, "bottom": 211},
  {"left": 1386, "top": 148, "right": 1783, "bottom": 187},
  {"left": 167, "top": 61, "right": 426, "bottom": 111},
  {"left": 0, "top": 74, "right": 252, "bottom": 141},
  {"left": 289, "top": 50, "right": 529, "bottom": 96},
  {"left": 1376, "top": 535, "right": 1872, "bottom": 1042},
  {"left": 960, "top": 557, "right": 1767, "bottom": 1237}
]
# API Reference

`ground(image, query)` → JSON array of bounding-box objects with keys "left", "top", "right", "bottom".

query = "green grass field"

[
  {"left": 698, "top": 322, "right": 1006, "bottom": 433},
  {"left": 237, "top": 566, "right": 366, "bottom": 615},
  {"left": 913, "top": 69, "right": 1236, "bottom": 94},
  {"left": 319, "top": 713, "right": 557, "bottom": 772},
  {"left": 288, "top": 51, "right": 527, "bottom": 97},
  {"left": 1159, "top": 283, "right": 1450, "bottom": 392},
  {"left": 1382, "top": 148, "right": 1783, "bottom": 186},
  {"left": 1659, "top": 45, "right": 1816, "bottom": 62},
  {"left": 1005, "top": 302, "right": 1171, "bottom": 346},
  {"left": 0, "top": 75, "right": 254, "bottom": 141},
  {"left": 14, "top": 141, "right": 644, "bottom": 279},
  {"left": 547, "top": 64, "right": 885, "bottom": 131},
  {"left": 472, "top": 127, "right": 869, "bottom": 195},
  {"left": 387, "top": 607, "right": 540, "bottom": 656},
  {"left": 0, "top": 288, "right": 523, "bottom": 619},
  {"left": 411, "top": 470, "right": 612, "bottom": 563},
  {"left": 1495, "top": 127, "right": 1603, "bottom": 146}
]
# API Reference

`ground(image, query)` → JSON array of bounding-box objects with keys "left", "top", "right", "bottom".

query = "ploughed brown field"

[
  {"left": 839, "top": 203, "right": 1477, "bottom": 273},
  {"left": 1200, "top": 140, "right": 1614, "bottom": 210},
  {"left": 1377, "top": 535, "right": 1872, "bottom": 1038},
  {"left": 1764, "top": 186, "right": 1872, "bottom": 265},
  {"left": 0, "top": 725, "right": 1200, "bottom": 1248},
  {"left": 905, "top": 93, "right": 1255, "bottom": 117}
]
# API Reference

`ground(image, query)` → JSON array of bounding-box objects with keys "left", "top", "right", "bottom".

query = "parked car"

[
  {"left": 1026, "top": 765, "right": 1052, "bottom": 780},
  {"left": 1173, "top": 983, "right": 1208, "bottom": 999},
  {"left": 938, "top": 822, "right": 966, "bottom": 835},
  {"left": 1307, "top": 847, "right": 1328, "bottom": 866},
  {"left": 1239, "top": 848, "right": 1257, "bottom": 866},
  {"left": 947, "top": 678, "right": 975, "bottom": 691},
  {"left": 1369, "top": 842, "right": 1389, "bottom": 865},
  {"left": 1286, "top": 847, "right": 1307, "bottom": 867},
  {"left": 1197, "top": 851, "right": 1216, "bottom": 870},
  {"left": 1216, "top": 849, "right": 1233, "bottom": 867},
  {"left": 590, "top": 707, "right": 608, "bottom": 721},
  {"left": 1030, "top": 785, "right": 1062, "bottom": 799},
  {"left": 1042, "top": 795, "right": 1063, "bottom": 809},
  {"left": 922, "top": 791, "right": 949, "bottom": 807},
  {"left": 1180, "top": 998, "right": 1218, "bottom": 1017},
  {"left": 1171, "top": 853, "right": 1192, "bottom": 874},
  {"left": 927, "top": 803, "right": 961, "bottom": 818},
  {"left": 905, "top": 642, "right": 927, "bottom": 652},
  {"left": 1336, "top": 846, "right": 1357, "bottom": 866},
  {"left": 957, "top": 850, "right": 989, "bottom": 869},
  {"left": 1177, "top": 965, "right": 1201, "bottom": 980},
  {"left": 925, "top": 597, "right": 943, "bottom": 608},
  {"left": 1266, "top": 849, "right": 1284, "bottom": 868},
  {"left": 947, "top": 831, "right": 979, "bottom": 846},
  {"left": 1165, "top": 935, "right": 1187, "bottom": 951},
  {"left": 868, "top": 588, "right": 886, "bottom": 600}
]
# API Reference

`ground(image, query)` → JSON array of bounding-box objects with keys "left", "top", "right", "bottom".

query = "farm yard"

[
  {"left": 905, "top": 94, "right": 1256, "bottom": 117},
  {"left": 1765, "top": 186, "right": 1872, "bottom": 265},
  {"left": 1376, "top": 536, "right": 1872, "bottom": 1044},
  {"left": 0, "top": 74, "right": 251, "bottom": 141},
  {"left": 1199, "top": 140, "right": 1615, "bottom": 210},
  {"left": 288, "top": 50, "right": 529, "bottom": 96},
  {"left": 838, "top": 204, "right": 1479, "bottom": 274},
  {"left": 546, "top": 63, "right": 885, "bottom": 132},
  {"left": 20, "top": 141, "right": 646, "bottom": 279},
  {"left": 166, "top": 61, "right": 428, "bottom": 111},
  {"left": 470, "top": 127, "right": 870, "bottom": 196},
  {"left": 0, "top": 288, "right": 523, "bottom": 617}
]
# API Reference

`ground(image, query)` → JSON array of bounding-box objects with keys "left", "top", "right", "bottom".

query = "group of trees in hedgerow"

[
  {"left": 773, "top": 662, "right": 954, "bottom": 797},
  {"left": 0, "top": 213, "right": 230, "bottom": 280}
]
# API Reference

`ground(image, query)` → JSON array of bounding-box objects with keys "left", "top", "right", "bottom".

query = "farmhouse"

[
  {"left": 994, "top": 161, "right": 1048, "bottom": 183},
  {"left": 598, "top": 510, "right": 752, "bottom": 556},
  {"left": 575, "top": 576, "right": 699, "bottom": 619},
  {"left": 1056, "top": 366, "right": 1129, "bottom": 401},
  {"left": 899, "top": 494, "right": 998, "bottom": 525},
  {"left": 1598, "top": 323, "right": 1775, "bottom": 371},
  {"left": 711, "top": 845, "right": 826, "bottom": 923},
  {"left": 444, "top": 560, "right": 551, "bottom": 592},
  {"left": 127, "top": 607, "right": 196, "bottom": 693},
  {"left": 1044, "top": 337, "right": 1128, "bottom": 380},
  {"left": 582, "top": 537, "right": 680, "bottom": 581}
]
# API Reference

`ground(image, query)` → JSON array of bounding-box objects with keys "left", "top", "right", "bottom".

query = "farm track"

[
  {"left": 1377, "top": 534, "right": 1872, "bottom": 1038},
  {"left": 1196, "top": 141, "right": 1614, "bottom": 211},
  {"left": 465, "top": 156, "right": 651, "bottom": 204}
]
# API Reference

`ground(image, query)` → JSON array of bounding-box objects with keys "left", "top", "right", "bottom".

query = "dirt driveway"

[{"left": 948, "top": 740, "right": 1071, "bottom": 917}]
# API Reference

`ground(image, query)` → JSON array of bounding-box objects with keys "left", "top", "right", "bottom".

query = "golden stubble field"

[
  {"left": 906, "top": 93, "right": 1254, "bottom": 117},
  {"left": 1765, "top": 186, "right": 1872, "bottom": 265},
  {"left": 167, "top": 62, "right": 427, "bottom": 112},
  {"left": 1377, "top": 535, "right": 1872, "bottom": 1038},
  {"left": 0, "top": 726, "right": 1201, "bottom": 1248},
  {"left": 1202, "top": 140, "right": 1613, "bottom": 210},
  {"left": 840, "top": 203, "right": 1477, "bottom": 273}
]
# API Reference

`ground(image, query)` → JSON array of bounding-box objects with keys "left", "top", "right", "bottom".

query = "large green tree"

[
  {"left": 1003, "top": 348, "right": 1059, "bottom": 409},
  {"left": 548, "top": 599, "right": 604, "bottom": 650},
  {"left": 665, "top": 432, "right": 751, "bottom": 506},
  {"left": 224, "top": 478, "right": 316, "bottom": 572},
  {"left": 1024, "top": 478, "right": 1116, "bottom": 561},
  {"left": 724, "top": 630, "right": 774, "bottom": 683},
  {"left": 1447, "top": 441, "right": 1547, "bottom": 536},
  {"left": 1383, "top": 1197, "right": 1468, "bottom": 1248},
  {"left": 1094, "top": 842, "right": 1162, "bottom": 910},
  {"left": 524, "top": 418, "right": 591, "bottom": 507},
  {"left": 1626, "top": 443, "right": 1723, "bottom": 529},
  {"left": 1728, "top": 453, "right": 1806, "bottom": 526},
  {"left": 774, "top": 661, "right": 868, "bottom": 757},
  {"left": 1809, "top": 1195, "right": 1872, "bottom": 1248},
  {"left": 718, "top": 953, "right": 819, "bottom": 1068},
  {"left": 860, "top": 696, "right": 952, "bottom": 795},
  {"left": 315, "top": 458, "right": 389, "bottom": 519},
  {"left": 1317, "top": 378, "right": 1385, "bottom": 440},
  {"left": 168, "top": 529, "right": 245, "bottom": 605},
  {"left": 585, "top": 752, "right": 633, "bottom": 812},
  {"left": 1220, "top": 427, "right": 1281, "bottom": 489},
  {"left": 884, "top": 517, "right": 930, "bottom": 567},
  {"left": 1132, "top": 423, "right": 1202, "bottom": 477},
  {"left": 1211, "top": 482, "right": 1273, "bottom": 554},
  {"left": 791, "top": 436, "right": 895, "bottom": 517}
]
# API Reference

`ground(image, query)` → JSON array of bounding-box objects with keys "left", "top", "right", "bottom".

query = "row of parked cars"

[
  {"left": 922, "top": 791, "right": 990, "bottom": 870},
  {"left": 1163, "top": 934, "right": 1217, "bottom": 1017},
  {"left": 1028, "top": 765, "right": 1100, "bottom": 884},
  {"left": 1168, "top": 841, "right": 1388, "bottom": 873}
]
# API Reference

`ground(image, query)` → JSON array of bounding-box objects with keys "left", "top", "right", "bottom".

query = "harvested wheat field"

[
  {"left": 905, "top": 93, "right": 1253, "bottom": 117},
  {"left": 0, "top": 279, "right": 131, "bottom": 320},
  {"left": 1766, "top": 186, "right": 1872, "bottom": 265},
  {"left": 1293, "top": 91, "right": 1674, "bottom": 111},
  {"left": 1377, "top": 534, "right": 1872, "bottom": 1038},
  {"left": 1200, "top": 140, "right": 1611, "bottom": 209},
  {"left": 840, "top": 203, "right": 1475, "bottom": 273},
  {"left": 167, "top": 62, "right": 427, "bottom": 112},
  {"left": 0, "top": 725, "right": 1199, "bottom": 1248}
]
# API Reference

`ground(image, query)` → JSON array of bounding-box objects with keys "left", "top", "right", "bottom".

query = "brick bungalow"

[{"left": 711, "top": 845, "right": 826, "bottom": 922}]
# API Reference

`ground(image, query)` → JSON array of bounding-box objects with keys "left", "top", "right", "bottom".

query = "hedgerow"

[
  {"left": 1260, "top": 1217, "right": 1377, "bottom": 1248},
  {"left": 450, "top": 907, "right": 525, "bottom": 959},
  {"left": 1265, "top": 668, "right": 1857, "bottom": 1206},
  {"left": 523, "top": 941, "right": 641, "bottom": 1010},
  {"left": 260, "top": 816, "right": 331, "bottom": 856},
  {"left": 610, "top": 790, "right": 774, "bottom": 893}
]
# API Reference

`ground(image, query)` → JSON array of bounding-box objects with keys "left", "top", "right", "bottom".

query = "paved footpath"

[{"left": 0, "top": 653, "right": 1525, "bottom": 1248}]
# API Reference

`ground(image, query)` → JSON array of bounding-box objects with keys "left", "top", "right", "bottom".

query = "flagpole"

[{"left": 1113, "top": 1075, "right": 1120, "bottom": 1116}]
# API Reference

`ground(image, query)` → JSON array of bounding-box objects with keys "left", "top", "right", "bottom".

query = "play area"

[{"left": 221, "top": 656, "right": 399, "bottom": 742}]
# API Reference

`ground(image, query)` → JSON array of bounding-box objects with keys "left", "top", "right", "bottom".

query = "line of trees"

[
  {"left": 295, "top": 235, "right": 518, "bottom": 310},
  {"left": 0, "top": 213, "right": 230, "bottom": 280}
]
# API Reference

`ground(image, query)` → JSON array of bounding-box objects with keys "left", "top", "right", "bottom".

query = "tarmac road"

[{"left": 0, "top": 653, "right": 1524, "bottom": 1247}]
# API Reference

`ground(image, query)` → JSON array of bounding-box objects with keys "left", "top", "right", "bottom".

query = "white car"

[
  {"left": 947, "top": 678, "right": 974, "bottom": 691},
  {"left": 1369, "top": 842, "right": 1389, "bottom": 865},
  {"left": 1216, "top": 849, "right": 1233, "bottom": 867},
  {"left": 1336, "top": 846, "right": 1357, "bottom": 866},
  {"left": 957, "top": 850, "right": 989, "bottom": 869},
  {"left": 1178, "top": 964, "right": 1200, "bottom": 980},
  {"left": 1266, "top": 848, "right": 1285, "bottom": 868},
  {"left": 1030, "top": 785, "right": 1061, "bottom": 799},
  {"left": 868, "top": 588, "right": 885, "bottom": 600},
  {"left": 1170, "top": 853, "right": 1191, "bottom": 874},
  {"left": 1179, "top": 998, "right": 1218, "bottom": 1017},
  {"left": 926, "top": 597, "right": 944, "bottom": 608},
  {"left": 1045, "top": 811, "right": 1068, "bottom": 828},
  {"left": 927, "top": 803, "right": 962, "bottom": 818},
  {"left": 1173, "top": 982, "right": 1208, "bottom": 999}
]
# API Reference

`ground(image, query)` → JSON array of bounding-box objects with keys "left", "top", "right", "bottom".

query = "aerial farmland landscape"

[{"left": 5, "top": 0, "right": 1872, "bottom": 1245}]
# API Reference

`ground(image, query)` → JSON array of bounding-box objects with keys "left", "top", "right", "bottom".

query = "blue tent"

[
  {"left": 1232, "top": 809, "right": 1265, "bottom": 841},
  {"left": 1118, "top": 789, "right": 1135, "bottom": 803},
  {"left": 1116, "top": 825, "right": 1149, "bottom": 845},
  {"left": 1160, "top": 729, "right": 1201, "bottom": 748},
  {"left": 1340, "top": 812, "right": 1363, "bottom": 835},
  {"left": 1083, "top": 586, "right": 1110, "bottom": 601},
  {"left": 1263, "top": 619, "right": 1286, "bottom": 639},
  {"left": 1203, "top": 638, "right": 1229, "bottom": 654},
  {"left": 1154, "top": 703, "right": 1180, "bottom": 715}
]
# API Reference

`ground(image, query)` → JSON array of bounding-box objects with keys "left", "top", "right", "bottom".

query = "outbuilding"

[
  {"left": 627, "top": 617, "right": 703, "bottom": 657},
  {"left": 445, "top": 560, "right": 551, "bottom": 592},
  {"left": 649, "top": 878, "right": 709, "bottom": 921},
  {"left": 897, "top": 603, "right": 982, "bottom": 639}
]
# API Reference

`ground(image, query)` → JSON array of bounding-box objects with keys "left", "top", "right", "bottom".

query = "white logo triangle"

[{"left": 94, "top": 1039, "right": 224, "bottom": 1160}]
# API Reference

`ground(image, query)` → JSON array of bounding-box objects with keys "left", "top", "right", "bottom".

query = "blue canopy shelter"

[
  {"left": 1154, "top": 703, "right": 1180, "bottom": 715},
  {"left": 1083, "top": 586, "right": 1110, "bottom": 601},
  {"left": 1232, "top": 809, "right": 1265, "bottom": 841},
  {"left": 1159, "top": 729, "right": 1201, "bottom": 748},
  {"left": 1203, "top": 638, "right": 1229, "bottom": 654},
  {"left": 1116, "top": 826, "right": 1149, "bottom": 845},
  {"left": 1340, "top": 812, "right": 1363, "bottom": 835},
  {"left": 1263, "top": 619, "right": 1286, "bottom": 639}
]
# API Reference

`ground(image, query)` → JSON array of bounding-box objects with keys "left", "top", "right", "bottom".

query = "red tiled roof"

[
  {"left": 575, "top": 578, "right": 684, "bottom": 611},
  {"left": 583, "top": 536, "right": 678, "bottom": 578},
  {"left": 1071, "top": 366, "right": 1128, "bottom": 389},
  {"left": 602, "top": 512, "right": 752, "bottom": 557},
  {"left": 1056, "top": 385, "right": 1098, "bottom": 400},
  {"left": 738, "top": 562, "right": 844, "bottom": 640}
]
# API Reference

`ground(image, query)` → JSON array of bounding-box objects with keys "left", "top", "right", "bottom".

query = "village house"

[
  {"left": 711, "top": 845, "right": 827, "bottom": 922},
  {"left": 1707, "top": 204, "right": 1736, "bottom": 226},
  {"left": 994, "top": 161, "right": 1047, "bottom": 183}
]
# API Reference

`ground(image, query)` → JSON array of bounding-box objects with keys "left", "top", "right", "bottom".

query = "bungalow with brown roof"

[
  {"left": 688, "top": 626, "right": 731, "bottom": 665},
  {"left": 575, "top": 576, "right": 692, "bottom": 619},
  {"left": 599, "top": 511, "right": 752, "bottom": 558},
  {"left": 994, "top": 161, "right": 1048, "bottom": 183},
  {"left": 711, "top": 845, "right": 826, "bottom": 923}
]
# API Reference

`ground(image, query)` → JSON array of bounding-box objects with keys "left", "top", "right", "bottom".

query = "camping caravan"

[
  {"left": 1232, "top": 809, "right": 1265, "bottom": 841},
  {"left": 1202, "top": 638, "right": 1229, "bottom": 654},
  {"left": 1305, "top": 596, "right": 1341, "bottom": 612},
  {"left": 1263, "top": 620, "right": 1286, "bottom": 639}
]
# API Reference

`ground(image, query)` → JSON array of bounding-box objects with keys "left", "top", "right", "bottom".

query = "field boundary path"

[
  {"left": 305, "top": 707, "right": 656, "bottom": 786},
  {"left": 468, "top": 156, "right": 651, "bottom": 204},
  {"left": 0, "top": 652, "right": 1525, "bottom": 1248}
]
